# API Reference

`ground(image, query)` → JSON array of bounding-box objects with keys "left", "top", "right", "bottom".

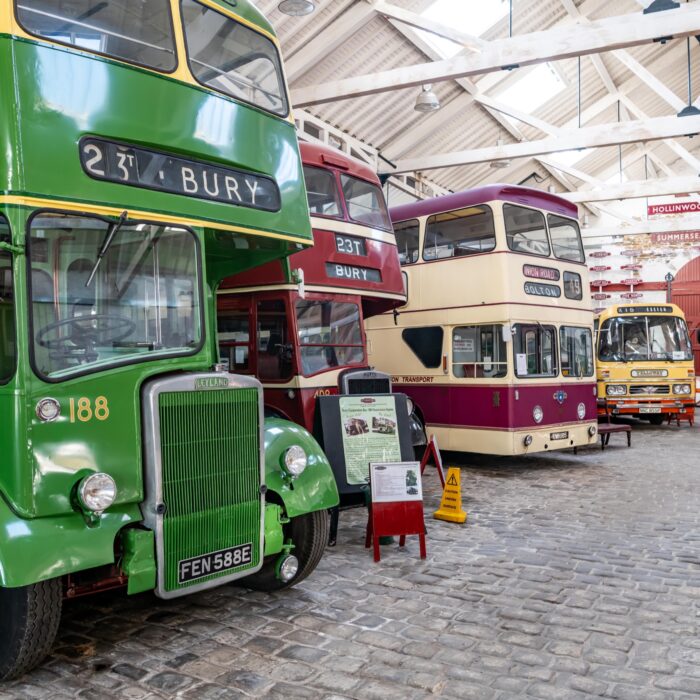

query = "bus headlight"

[
  {"left": 588, "top": 425, "right": 597, "bottom": 437},
  {"left": 606, "top": 385, "right": 627, "bottom": 396},
  {"left": 77, "top": 473, "right": 117, "bottom": 514},
  {"left": 673, "top": 384, "right": 691, "bottom": 395},
  {"left": 532, "top": 405, "right": 543, "bottom": 423},
  {"left": 523, "top": 434, "right": 533, "bottom": 447},
  {"left": 283, "top": 445, "right": 307, "bottom": 477},
  {"left": 36, "top": 397, "right": 61, "bottom": 422},
  {"left": 577, "top": 402, "right": 586, "bottom": 420}
]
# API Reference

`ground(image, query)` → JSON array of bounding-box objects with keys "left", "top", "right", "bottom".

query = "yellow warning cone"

[{"left": 433, "top": 467, "right": 467, "bottom": 523}]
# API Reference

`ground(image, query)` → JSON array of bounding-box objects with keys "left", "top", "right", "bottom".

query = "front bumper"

[
  {"left": 599, "top": 398, "right": 696, "bottom": 416},
  {"left": 515, "top": 422, "right": 598, "bottom": 455}
]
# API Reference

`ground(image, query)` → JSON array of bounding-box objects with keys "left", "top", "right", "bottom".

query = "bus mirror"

[
  {"left": 502, "top": 324, "right": 512, "bottom": 343},
  {"left": 292, "top": 267, "right": 305, "bottom": 299}
]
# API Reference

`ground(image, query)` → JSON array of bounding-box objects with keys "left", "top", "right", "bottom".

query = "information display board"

[{"left": 317, "top": 394, "right": 414, "bottom": 503}]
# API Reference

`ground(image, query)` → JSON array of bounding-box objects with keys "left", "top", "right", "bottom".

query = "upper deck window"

[
  {"left": 548, "top": 214, "right": 585, "bottom": 263},
  {"left": 423, "top": 205, "right": 495, "bottom": 261},
  {"left": 504, "top": 204, "right": 550, "bottom": 257},
  {"left": 17, "top": 0, "right": 177, "bottom": 72},
  {"left": 303, "top": 166, "right": 341, "bottom": 218},
  {"left": 340, "top": 175, "right": 392, "bottom": 231},
  {"left": 394, "top": 219, "right": 420, "bottom": 265},
  {"left": 181, "top": 0, "right": 288, "bottom": 117}
]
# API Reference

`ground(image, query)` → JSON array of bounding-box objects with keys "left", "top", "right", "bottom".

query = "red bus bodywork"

[{"left": 218, "top": 142, "right": 405, "bottom": 432}]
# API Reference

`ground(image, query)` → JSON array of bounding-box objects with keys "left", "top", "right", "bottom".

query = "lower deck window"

[
  {"left": 295, "top": 300, "right": 363, "bottom": 376},
  {"left": 452, "top": 325, "right": 507, "bottom": 378},
  {"left": 513, "top": 324, "right": 557, "bottom": 377},
  {"left": 560, "top": 326, "right": 594, "bottom": 377}
]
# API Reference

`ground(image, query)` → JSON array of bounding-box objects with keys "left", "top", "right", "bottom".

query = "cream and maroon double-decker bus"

[
  {"left": 365, "top": 185, "right": 599, "bottom": 456},
  {"left": 217, "top": 142, "right": 407, "bottom": 434}
]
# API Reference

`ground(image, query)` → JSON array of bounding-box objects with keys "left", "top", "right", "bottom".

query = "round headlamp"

[
  {"left": 523, "top": 434, "right": 533, "bottom": 447},
  {"left": 588, "top": 425, "right": 597, "bottom": 437},
  {"left": 673, "top": 384, "right": 691, "bottom": 395},
  {"left": 577, "top": 402, "right": 586, "bottom": 420},
  {"left": 606, "top": 384, "right": 627, "bottom": 396},
  {"left": 283, "top": 445, "right": 307, "bottom": 477},
  {"left": 532, "top": 405, "right": 543, "bottom": 424},
  {"left": 276, "top": 554, "right": 299, "bottom": 582},
  {"left": 36, "top": 398, "right": 61, "bottom": 422},
  {"left": 77, "top": 473, "right": 117, "bottom": 514}
]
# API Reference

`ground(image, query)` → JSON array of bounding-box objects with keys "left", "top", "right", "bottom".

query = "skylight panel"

[
  {"left": 495, "top": 63, "right": 566, "bottom": 115},
  {"left": 417, "top": 0, "right": 510, "bottom": 58}
]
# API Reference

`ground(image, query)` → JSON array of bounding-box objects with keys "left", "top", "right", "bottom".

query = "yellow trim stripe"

[{"left": 0, "top": 195, "right": 312, "bottom": 245}]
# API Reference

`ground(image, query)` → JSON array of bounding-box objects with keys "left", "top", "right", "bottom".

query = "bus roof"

[
  {"left": 390, "top": 184, "right": 579, "bottom": 222},
  {"left": 300, "top": 143, "right": 380, "bottom": 184},
  {"left": 597, "top": 303, "right": 686, "bottom": 319}
]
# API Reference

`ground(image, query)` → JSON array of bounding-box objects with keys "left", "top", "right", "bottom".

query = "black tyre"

[
  {"left": 647, "top": 414, "right": 665, "bottom": 426},
  {"left": 0, "top": 578, "right": 62, "bottom": 681},
  {"left": 242, "top": 509, "right": 330, "bottom": 592}
]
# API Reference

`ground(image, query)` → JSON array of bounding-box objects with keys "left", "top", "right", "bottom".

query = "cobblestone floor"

[{"left": 2, "top": 421, "right": 700, "bottom": 699}]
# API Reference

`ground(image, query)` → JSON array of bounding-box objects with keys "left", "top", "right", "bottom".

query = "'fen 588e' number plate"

[{"left": 178, "top": 543, "right": 253, "bottom": 584}]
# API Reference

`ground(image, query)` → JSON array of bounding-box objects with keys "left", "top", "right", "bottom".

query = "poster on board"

[
  {"left": 370, "top": 462, "right": 423, "bottom": 503},
  {"left": 340, "top": 396, "right": 402, "bottom": 485}
]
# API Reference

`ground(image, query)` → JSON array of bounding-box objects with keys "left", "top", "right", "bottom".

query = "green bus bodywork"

[{"left": 0, "top": 0, "right": 337, "bottom": 627}]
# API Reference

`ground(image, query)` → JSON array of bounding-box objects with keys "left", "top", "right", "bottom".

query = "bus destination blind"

[{"left": 80, "top": 137, "right": 280, "bottom": 212}]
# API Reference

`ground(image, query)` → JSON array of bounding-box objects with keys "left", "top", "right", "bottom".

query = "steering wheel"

[{"left": 36, "top": 314, "right": 136, "bottom": 360}]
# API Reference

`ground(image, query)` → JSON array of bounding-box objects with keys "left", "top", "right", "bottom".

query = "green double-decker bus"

[{"left": 0, "top": 0, "right": 339, "bottom": 680}]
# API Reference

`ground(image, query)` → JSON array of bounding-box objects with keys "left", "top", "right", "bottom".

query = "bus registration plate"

[
  {"left": 639, "top": 407, "right": 661, "bottom": 414},
  {"left": 178, "top": 543, "right": 253, "bottom": 584},
  {"left": 550, "top": 431, "right": 569, "bottom": 440}
]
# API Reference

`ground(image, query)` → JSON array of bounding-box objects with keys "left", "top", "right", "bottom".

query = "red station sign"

[
  {"left": 589, "top": 265, "right": 611, "bottom": 272},
  {"left": 589, "top": 251, "right": 611, "bottom": 258},
  {"left": 620, "top": 264, "right": 642, "bottom": 271},
  {"left": 620, "top": 278, "right": 642, "bottom": 286},
  {"left": 648, "top": 202, "right": 700, "bottom": 216},
  {"left": 592, "top": 293, "right": 611, "bottom": 300},
  {"left": 620, "top": 292, "right": 643, "bottom": 299},
  {"left": 592, "top": 280, "right": 612, "bottom": 287}
]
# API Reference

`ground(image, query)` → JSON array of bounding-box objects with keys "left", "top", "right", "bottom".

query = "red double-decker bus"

[{"left": 217, "top": 142, "right": 407, "bottom": 436}]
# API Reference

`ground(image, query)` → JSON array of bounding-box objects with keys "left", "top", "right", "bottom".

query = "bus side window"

[
  {"left": 0, "top": 215, "right": 15, "bottom": 382},
  {"left": 256, "top": 299, "right": 292, "bottom": 381},
  {"left": 394, "top": 219, "right": 420, "bottom": 264},
  {"left": 217, "top": 306, "right": 250, "bottom": 372}
]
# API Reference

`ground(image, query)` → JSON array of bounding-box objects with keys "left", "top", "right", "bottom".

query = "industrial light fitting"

[
  {"left": 278, "top": 0, "right": 315, "bottom": 16},
  {"left": 414, "top": 84, "right": 440, "bottom": 113},
  {"left": 489, "top": 138, "right": 511, "bottom": 169},
  {"left": 678, "top": 36, "right": 700, "bottom": 118},
  {"left": 642, "top": 0, "right": 679, "bottom": 13}
]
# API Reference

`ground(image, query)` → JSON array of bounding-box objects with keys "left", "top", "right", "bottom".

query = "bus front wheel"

[
  {"left": 0, "top": 578, "right": 62, "bottom": 681},
  {"left": 242, "top": 509, "right": 330, "bottom": 592},
  {"left": 646, "top": 414, "right": 665, "bottom": 426}
]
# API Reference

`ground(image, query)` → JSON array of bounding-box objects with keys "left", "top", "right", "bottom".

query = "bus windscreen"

[{"left": 598, "top": 315, "right": 693, "bottom": 362}]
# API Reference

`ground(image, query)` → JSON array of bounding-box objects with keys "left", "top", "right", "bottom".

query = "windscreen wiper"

[{"left": 85, "top": 210, "right": 128, "bottom": 287}]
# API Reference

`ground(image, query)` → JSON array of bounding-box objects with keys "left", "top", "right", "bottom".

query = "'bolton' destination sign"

[{"left": 80, "top": 137, "right": 280, "bottom": 212}]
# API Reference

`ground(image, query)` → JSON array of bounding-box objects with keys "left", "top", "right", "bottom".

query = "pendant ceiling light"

[
  {"left": 489, "top": 138, "right": 511, "bottom": 168},
  {"left": 678, "top": 37, "right": 700, "bottom": 117},
  {"left": 414, "top": 84, "right": 440, "bottom": 112},
  {"left": 278, "top": 0, "right": 315, "bottom": 16}
]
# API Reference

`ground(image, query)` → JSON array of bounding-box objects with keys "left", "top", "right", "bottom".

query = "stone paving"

[{"left": 2, "top": 421, "right": 700, "bottom": 699}]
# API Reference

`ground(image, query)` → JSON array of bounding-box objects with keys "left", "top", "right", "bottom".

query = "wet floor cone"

[{"left": 433, "top": 467, "right": 467, "bottom": 523}]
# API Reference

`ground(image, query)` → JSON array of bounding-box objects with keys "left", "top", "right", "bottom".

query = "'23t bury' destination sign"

[{"left": 80, "top": 137, "right": 280, "bottom": 212}]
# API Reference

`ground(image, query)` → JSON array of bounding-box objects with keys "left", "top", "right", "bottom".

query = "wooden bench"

[
  {"left": 597, "top": 399, "right": 632, "bottom": 450},
  {"left": 597, "top": 422, "right": 631, "bottom": 450}
]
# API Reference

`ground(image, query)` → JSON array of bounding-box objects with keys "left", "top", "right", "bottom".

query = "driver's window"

[
  {"left": 256, "top": 299, "right": 292, "bottom": 382},
  {"left": 0, "top": 215, "right": 16, "bottom": 383}
]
